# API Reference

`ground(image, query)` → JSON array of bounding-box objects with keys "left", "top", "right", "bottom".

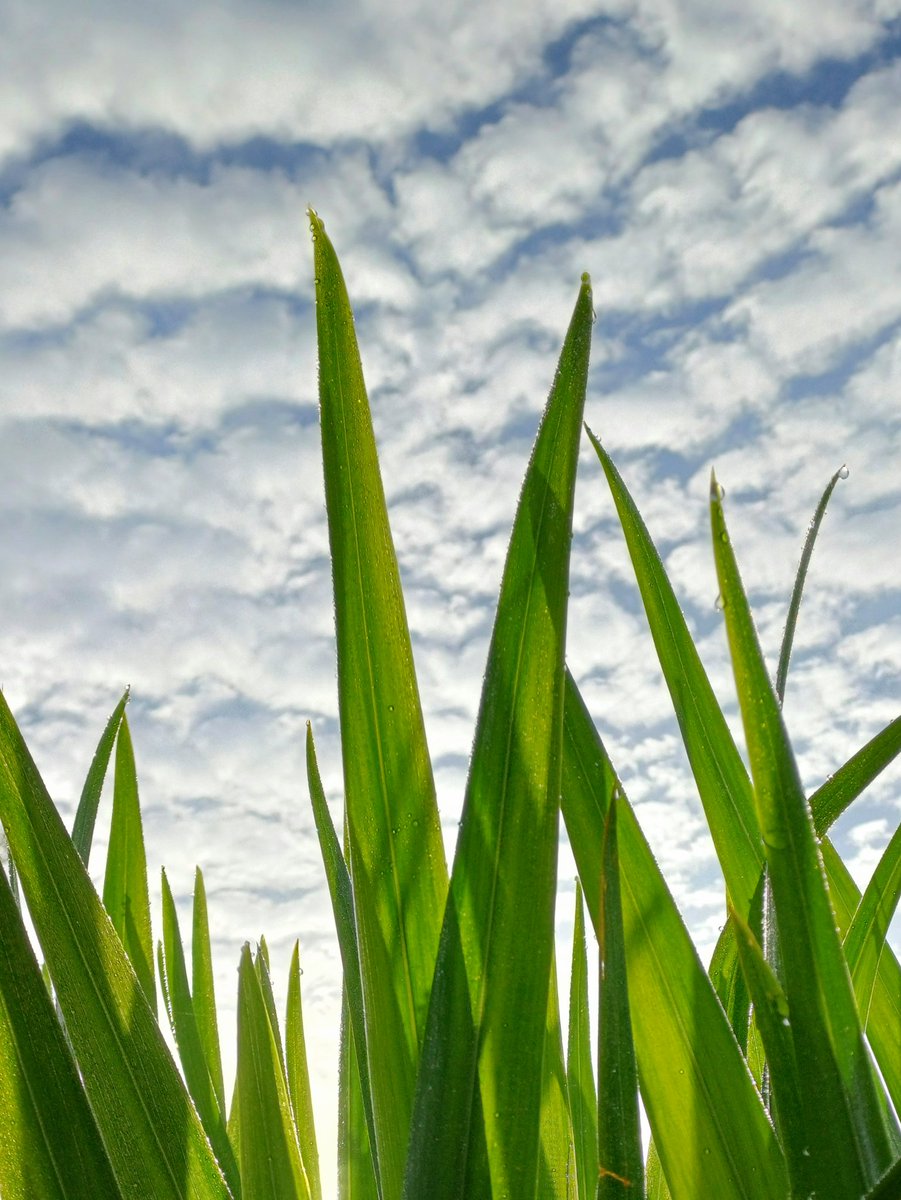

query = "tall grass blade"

[
  {"left": 192, "top": 866, "right": 227, "bottom": 1117},
  {"left": 403, "top": 274, "right": 594, "bottom": 1197},
  {"left": 561, "top": 672, "right": 788, "bottom": 1200},
  {"left": 810, "top": 716, "right": 901, "bottom": 837},
  {"left": 0, "top": 691, "right": 233, "bottom": 1199},
  {"left": 537, "top": 954, "right": 579, "bottom": 1199},
  {"left": 711, "top": 474, "right": 895, "bottom": 1194},
  {"left": 567, "top": 882, "right": 597, "bottom": 1200},
  {"left": 842, "top": 821, "right": 901, "bottom": 1025},
  {"left": 287, "top": 941, "right": 322, "bottom": 1200},
  {"left": 311, "top": 209, "right": 448, "bottom": 1200},
  {"left": 0, "top": 865, "right": 123, "bottom": 1200},
  {"left": 339, "top": 993, "right": 380, "bottom": 1200},
  {"left": 71, "top": 687, "right": 129, "bottom": 867}
]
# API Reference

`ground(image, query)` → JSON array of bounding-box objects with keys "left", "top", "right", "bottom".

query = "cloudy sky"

[{"left": 2, "top": 0, "right": 900, "bottom": 1193}]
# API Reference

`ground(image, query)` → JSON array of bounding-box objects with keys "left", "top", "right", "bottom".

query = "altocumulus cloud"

[{"left": 0, "top": 2, "right": 899, "bottom": 1194}]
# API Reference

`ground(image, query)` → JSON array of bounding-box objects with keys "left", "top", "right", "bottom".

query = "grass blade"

[
  {"left": 0, "top": 864, "right": 123, "bottom": 1200},
  {"left": 810, "top": 716, "right": 901, "bottom": 837},
  {"left": 71, "top": 688, "right": 129, "bottom": 867},
  {"left": 286, "top": 941, "right": 322, "bottom": 1200},
  {"left": 843, "top": 820, "right": 901, "bottom": 1025},
  {"left": 192, "top": 866, "right": 227, "bottom": 1117},
  {"left": 403, "top": 274, "right": 594, "bottom": 1197},
  {"left": 711, "top": 474, "right": 895, "bottom": 1194},
  {"left": 311, "top": 209, "right": 448, "bottom": 1200},
  {"left": 537, "top": 954, "right": 579, "bottom": 1199},
  {"left": 339, "top": 992, "right": 380, "bottom": 1200},
  {"left": 567, "top": 882, "right": 597, "bottom": 1200},
  {"left": 561, "top": 671, "right": 788, "bottom": 1200},
  {"left": 0, "top": 691, "right": 233, "bottom": 1199}
]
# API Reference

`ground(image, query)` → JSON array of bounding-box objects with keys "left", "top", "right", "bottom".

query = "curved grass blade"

[
  {"left": 567, "top": 882, "right": 597, "bottom": 1200},
  {"left": 711, "top": 474, "right": 895, "bottom": 1194},
  {"left": 102, "top": 712, "right": 156, "bottom": 1014},
  {"left": 286, "top": 941, "right": 322, "bottom": 1200},
  {"left": 306, "top": 724, "right": 380, "bottom": 1195},
  {"left": 585, "top": 431, "right": 762, "bottom": 919},
  {"left": 403, "top": 274, "right": 594, "bottom": 1198},
  {"left": 775, "top": 464, "right": 847, "bottom": 705},
  {"left": 192, "top": 866, "right": 226, "bottom": 1117},
  {"left": 235, "top": 944, "right": 312, "bottom": 1200},
  {"left": 160, "top": 869, "right": 240, "bottom": 1197},
  {"left": 71, "top": 688, "right": 129, "bottom": 867},
  {"left": 0, "top": 691, "right": 233, "bottom": 1200},
  {"left": 537, "top": 953, "right": 578, "bottom": 1199},
  {"left": 843, "top": 820, "right": 901, "bottom": 1025},
  {"left": 0, "top": 865, "right": 123, "bottom": 1200},
  {"left": 561, "top": 671, "right": 788, "bottom": 1200},
  {"left": 311, "top": 209, "right": 448, "bottom": 1200},
  {"left": 597, "top": 796, "right": 644, "bottom": 1200},
  {"left": 810, "top": 716, "right": 901, "bottom": 837}
]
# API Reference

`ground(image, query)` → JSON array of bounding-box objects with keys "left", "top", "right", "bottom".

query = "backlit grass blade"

[
  {"left": 286, "top": 941, "right": 322, "bottom": 1200},
  {"left": 711, "top": 475, "right": 896, "bottom": 1194},
  {"left": 404, "top": 274, "right": 594, "bottom": 1198},
  {"left": 0, "top": 691, "right": 233, "bottom": 1200},
  {"left": 843, "top": 820, "right": 901, "bottom": 1025},
  {"left": 235, "top": 944, "right": 312, "bottom": 1200},
  {"left": 159, "top": 869, "right": 240, "bottom": 1197},
  {"left": 596, "top": 796, "right": 643, "bottom": 1199},
  {"left": 255, "top": 939, "right": 286, "bottom": 1074},
  {"left": 0, "top": 864, "right": 123, "bottom": 1200},
  {"left": 192, "top": 866, "right": 227, "bottom": 1117},
  {"left": 561, "top": 671, "right": 788, "bottom": 1200},
  {"left": 338, "top": 993, "right": 380, "bottom": 1200},
  {"left": 586, "top": 431, "right": 762, "bottom": 919},
  {"left": 71, "top": 687, "right": 129, "bottom": 867},
  {"left": 775, "top": 463, "right": 847, "bottom": 705},
  {"left": 102, "top": 712, "right": 156, "bottom": 1014},
  {"left": 306, "top": 725, "right": 380, "bottom": 1193},
  {"left": 567, "top": 882, "right": 597, "bottom": 1200},
  {"left": 810, "top": 716, "right": 901, "bottom": 837},
  {"left": 311, "top": 209, "right": 448, "bottom": 1200},
  {"left": 537, "top": 954, "right": 578, "bottom": 1199}
]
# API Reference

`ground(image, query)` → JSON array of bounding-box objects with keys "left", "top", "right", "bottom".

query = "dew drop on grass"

[
  {"left": 714, "top": 593, "right": 726, "bottom": 612},
  {"left": 838, "top": 464, "right": 849, "bottom": 479}
]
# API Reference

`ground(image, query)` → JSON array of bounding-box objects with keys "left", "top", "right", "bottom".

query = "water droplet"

[
  {"left": 719, "top": 531, "right": 728, "bottom": 543},
  {"left": 712, "top": 480, "right": 726, "bottom": 501},
  {"left": 714, "top": 593, "right": 726, "bottom": 612},
  {"left": 388, "top": 704, "right": 395, "bottom": 712},
  {"left": 838, "top": 464, "right": 849, "bottom": 480}
]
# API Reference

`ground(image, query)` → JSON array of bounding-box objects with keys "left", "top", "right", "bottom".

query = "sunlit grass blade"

[
  {"left": 711, "top": 475, "right": 896, "bottom": 1193},
  {"left": 159, "top": 869, "right": 240, "bottom": 1196},
  {"left": 306, "top": 725, "right": 380, "bottom": 1193},
  {"left": 567, "top": 882, "right": 597, "bottom": 1200},
  {"left": 537, "top": 954, "right": 578, "bottom": 1199},
  {"left": 596, "top": 796, "right": 643, "bottom": 1199},
  {"left": 0, "top": 864, "right": 123, "bottom": 1200},
  {"left": 101, "top": 712, "right": 156, "bottom": 1014},
  {"left": 286, "top": 941, "right": 322, "bottom": 1200},
  {"left": 585, "top": 430, "right": 762, "bottom": 919},
  {"left": 339, "top": 993, "right": 380, "bottom": 1200},
  {"left": 404, "top": 274, "right": 594, "bottom": 1198},
  {"left": 310, "top": 208, "right": 448, "bottom": 1200},
  {"left": 775, "top": 463, "right": 847, "bottom": 705},
  {"left": 255, "top": 938, "right": 286, "bottom": 1073},
  {"left": 0, "top": 691, "right": 233, "bottom": 1199},
  {"left": 561, "top": 671, "right": 788, "bottom": 1200},
  {"left": 235, "top": 944, "right": 312, "bottom": 1200},
  {"left": 810, "top": 716, "right": 901, "bottom": 837},
  {"left": 71, "top": 687, "right": 129, "bottom": 867},
  {"left": 192, "top": 865, "right": 226, "bottom": 1117},
  {"left": 842, "top": 820, "right": 901, "bottom": 1025}
]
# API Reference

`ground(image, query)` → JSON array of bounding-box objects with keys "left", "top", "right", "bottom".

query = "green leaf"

[
  {"left": 404, "top": 273, "right": 594, "bottom": 1198},
  {"left": 0, "top": 865, "right": 123, "bottom": 1200},
  {"left": 863, "top": 1154, "right": 901, "bottom": 1200},
  {"left": 711, "top": 474, "right": 895, "bottom": 1194},
  {"left": 536, "top": 953, "right": 578, "bottom": 1199},
  {"left": 286, "top": 941, "right": 322, "bottom": 1200},
  {"left": 586, "top": 431, "right": 762, "bottom": 919},
  {"left": 0, "top": 691, "right": 233, "bottom": 1200},
  {"left": 596, "top": 796, "right": 643, "bottom": 1200},
  {"left": 192, "top": 866, "right": 227, "bottom": 1117},
  {"left": 71, "top": 688, "right": 129, "bottom": 867},
  {"left": 843, "top": 820, "right": 901, "bottom": 1026},
  {"left": 810, "top": 716, "right": 901, "bottom": 837},
  {"left": 561, "top": 671, "right": 788, "bottom": 1200},
  {"left": 338, "top": 992, "right": 380, "bottom": 1200},
  {"left": 567, "top": 883, "right": 597, "bottom": 1200},
  {"left": 235, "top": 944, "right": 312, "bottom": 1200},
  {"left": 311, "top": 208, "right": 449, "bottom": 1200}
]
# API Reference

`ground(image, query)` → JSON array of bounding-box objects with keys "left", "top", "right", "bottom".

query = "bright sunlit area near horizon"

[{"left": 1, "top": 3, "right": 900, "bottom": 1199}]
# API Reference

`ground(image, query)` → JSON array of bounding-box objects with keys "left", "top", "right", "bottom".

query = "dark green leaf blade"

[
  {"left": 567, "top": 882, "right": 597, "bottom": 1200},
  {"left": 404, "top": 275, "right": 594, "bottom": 1198}
]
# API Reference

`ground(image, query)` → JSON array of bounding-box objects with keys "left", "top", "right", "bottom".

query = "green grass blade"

[
  {"left": 585, "top": 431, "right": 762, "bottom": 919},
  {"left": 286, "top": 941, "right": 322, "bottom": 1200},
  {"left": 192, "top": 866, "right": 226, "bottom": 1116},
  {"left": 339, "top": 992, "right": 380, "bottom": 1200},
  {"left": 775, "top": 464, "right": 847, "bottom": 705},
  {"left": 863, "top": 1154, "right": 901, "bottom": 1200},
  {"left": 255, "top": 938, "right": 286, "bottom": 1073},
  {"left": 711, "top": 475, "right": 895, "bottom": 1194},
  {"left": 561, "top": 672, "right": 788, "bottom": 1200},
  {"left": 160, "top": 869, "right": 241, "bottom": 1197},
  {"left": 311, "top": 209, "right": 449, "bottom": 1200},
  {"left": 0, "top": 691, "right": 233, "bottom": 1199},
  {"left": 0, "top": 865, "right": 123, "bottom": 1200},
  {"left": 101, "top": 713, "right": 156, "bottom": 1014},
  {"left": 843, "top": 820, "right": 901, "bottom": 1025},
  {"left": 810, "top": 716, "right": 901, "bottom": 836},
  {"left": 567, "top": 882, "right": 597, "bottom": 1200},
  {"left": 306, "top": 725, "right": 380, "bottom": 1194},
  {"left": 235, "top": 944, "right": 312, "bottom": 1200},
  {"left": 404, "top": 274, "right": 594, "bottom": 1198},
  {"left": 596, "top": 796, "right": 643, "bottom": 1200},
  {"left": 536, "top": 952, "right": 578, "bottom": 1200},
  {"left": 71, "top": 688, "right": 129, "bottom": 867}
]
